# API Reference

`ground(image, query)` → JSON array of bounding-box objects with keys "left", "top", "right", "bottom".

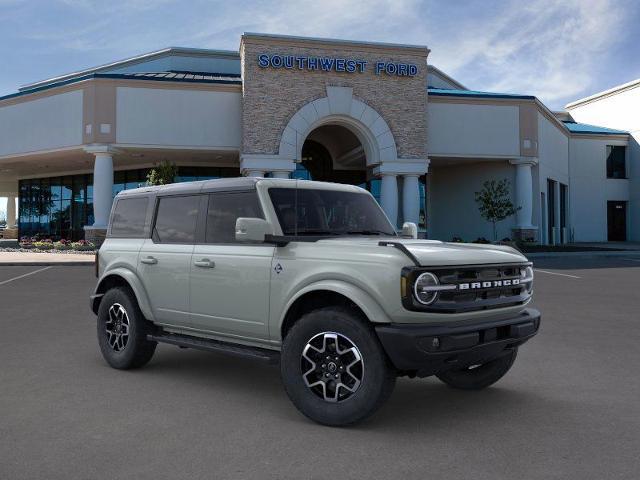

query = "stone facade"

[{"left": 240, "top": 34, "right": 429, "bottom": 161}]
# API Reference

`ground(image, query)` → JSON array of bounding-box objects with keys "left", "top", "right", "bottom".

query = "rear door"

[
  {"left": 607, "top": 201, "right": 627, "bottom": 241},
  {"left": 137, "top": 194, "right": 201, "bottom": 327},
  {"left": 189, "top": 190, "right": 274, "bottom": 340}
]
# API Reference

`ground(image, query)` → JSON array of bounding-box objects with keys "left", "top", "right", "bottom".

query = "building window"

[
  {"left": 18, "top": 166, "right": 238, "bottom": 240},
  {"left": 606, "top": 146, "right": 626, "bottom": 179}
]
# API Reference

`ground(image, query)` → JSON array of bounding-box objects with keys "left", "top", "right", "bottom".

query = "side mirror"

[
  {"left": 401, "top": 222, "right": 418, "bottom": 239},
  {"left": 235, "top": 217, "right": 270, "bottom": 243}
]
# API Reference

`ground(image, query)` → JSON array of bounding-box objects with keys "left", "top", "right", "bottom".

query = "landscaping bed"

[{"left": 0, "top": 237, "right": 97, "bottom": 255}]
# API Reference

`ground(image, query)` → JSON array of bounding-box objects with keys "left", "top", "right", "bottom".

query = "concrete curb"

[{"left": 527, "top": 250, "right": 640, "bottom": 258}]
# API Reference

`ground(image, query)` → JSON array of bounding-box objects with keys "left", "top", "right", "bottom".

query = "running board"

[{"left": 147, "top": 332, "right": 280, "bottom": 364}]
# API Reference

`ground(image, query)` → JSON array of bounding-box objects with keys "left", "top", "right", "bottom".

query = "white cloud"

[
  {"left": 2, "top": 0, "right": 634, "bottom": 109},
  {"left": 426, "top": 0, "right": 628, "bottom": 107}
]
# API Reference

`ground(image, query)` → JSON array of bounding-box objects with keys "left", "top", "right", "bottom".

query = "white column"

[
  {"left": 91, "top": 151, "right": 114, "bottom": 228},
  {"left": 380, "top": 174, "right": 398, "bottom": 227},
  {"left": 402, "top": 174, "right": 420, "bottom": 225},
  {"left": 246, "top": 170, "right": 265, "bottom": 178},
  {"left": 512, "top": 160, "right": 535, "bottom": 228},
  {"left": 6, "top": 195, "right": 17, "bottom": 228},
  {"left": 271, "top": 171, "right": 290, "bottom": 179}
]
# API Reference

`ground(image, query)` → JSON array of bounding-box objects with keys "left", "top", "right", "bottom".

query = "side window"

[
  {"left": 606, "top": 145, "right": 626, "bottom": 179},
  {"left": 205, "top": 191, "right": 263, "bottom": 243},
  {"left": 153, "top": 195, "right": 200, "bottom": 244},
  {"left": 110, "top": 197, "right": 149, "bottom": 237}
]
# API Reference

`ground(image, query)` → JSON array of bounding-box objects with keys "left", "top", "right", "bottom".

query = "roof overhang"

[
  {"left": 565, "top": 78, "right": 640, "bottom": 109},
  {"left": 19, "top": 47, "right": 240, "bottom": 93}
]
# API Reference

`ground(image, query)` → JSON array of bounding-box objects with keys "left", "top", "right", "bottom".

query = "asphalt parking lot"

[{"left": 1, "top": 257, "right": 639, "bottom": 479}]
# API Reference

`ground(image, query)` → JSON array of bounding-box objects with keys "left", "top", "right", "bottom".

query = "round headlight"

[
  {"left": 520, "top": 266, "right": 534, "bottom": 292},
  {"left": 414, "top": 272, "right": 440, "bottom": 305}
]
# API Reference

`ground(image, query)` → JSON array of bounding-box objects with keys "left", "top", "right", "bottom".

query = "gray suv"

[{"left": 91, "top": 177, "right": 540, "bottom": 426}]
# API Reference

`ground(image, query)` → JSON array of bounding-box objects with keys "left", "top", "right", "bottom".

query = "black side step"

[{"left": 147, "top": 332, "right": 280, "bottom": 364}]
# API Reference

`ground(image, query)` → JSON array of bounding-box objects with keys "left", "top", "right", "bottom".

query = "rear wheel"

[
  {"left": 436, "top": 348, "right": 518, "bottom": 390},
  {"left": 280, "top": 307, "right": 396, "bottom": 426},
  {"left": 97, "top": 287, "right": 157, "bottom": 369}
]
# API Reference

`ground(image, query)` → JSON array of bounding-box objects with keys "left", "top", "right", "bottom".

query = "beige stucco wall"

[{"left": 240, "top": 35, "right": 428, "bottom": 160}]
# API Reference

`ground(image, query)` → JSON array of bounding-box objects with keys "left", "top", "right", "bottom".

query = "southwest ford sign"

[{"left": 257, "top": 54, "right": 418, "bottom": 77}]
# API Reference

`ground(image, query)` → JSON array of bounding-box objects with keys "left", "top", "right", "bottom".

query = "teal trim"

[
  {"left": 427, "top": 87, "right": 535, "bottom": 100},
  {"left": 562, "top": 121, "right": 628, "bottom": 135},
  {"left": 0, "top": 72, "right": 242, "bottom": 103}
]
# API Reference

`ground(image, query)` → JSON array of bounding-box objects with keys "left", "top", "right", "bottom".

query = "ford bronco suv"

[{"left": 91, "top": 178, "right": 540, "bottom": 426}]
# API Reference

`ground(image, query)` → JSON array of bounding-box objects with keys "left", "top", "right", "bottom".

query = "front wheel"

[
  {"left": 436, "top": 348, "right": 518, "bottom": 390},
  {"left": 280, "top": 307, "right": 396, "bottom": 426}
]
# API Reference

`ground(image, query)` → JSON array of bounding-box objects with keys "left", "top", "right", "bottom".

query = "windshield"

[{"left": 268, "top": 187, "right": 397, "bottom": 237}]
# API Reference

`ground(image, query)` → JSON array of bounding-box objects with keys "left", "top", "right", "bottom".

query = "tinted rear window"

[
  {"left": 110, "top": 197, "right": 149, "bottom": 237},
  {"left": 153, "top": 195, "right": 200, "bottom": 244}
]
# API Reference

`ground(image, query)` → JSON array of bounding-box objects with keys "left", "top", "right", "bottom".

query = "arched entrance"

[
  {"left": 300, "top": 124, "right": 365, "bottom": 183},
  {"left": 296, "top": 123, "right": 386, "bottom": 209},
  {"left": 264, "top": 86, "right": 428, "bottom": 228}
]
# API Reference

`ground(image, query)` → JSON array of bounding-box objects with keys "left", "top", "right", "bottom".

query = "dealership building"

[{"left": 0, "top": 33, "right": 637, "bottom": 244}]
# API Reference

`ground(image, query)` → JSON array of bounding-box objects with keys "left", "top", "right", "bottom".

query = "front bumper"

[{"left": 375, "top": 308, "right": 540, "bottom": 377}]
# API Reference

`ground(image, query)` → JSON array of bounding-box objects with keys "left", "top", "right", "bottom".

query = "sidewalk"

[{"left": 0, "top": 251, "right": 95, "bottom": 266}]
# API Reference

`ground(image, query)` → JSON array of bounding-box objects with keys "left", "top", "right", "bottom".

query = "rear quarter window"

[
  {"left": 110, "top": 197, "right": 149, "bottom": 237},
  {"left": 153, "top": 195, "right": 200, "bottom": 244}
]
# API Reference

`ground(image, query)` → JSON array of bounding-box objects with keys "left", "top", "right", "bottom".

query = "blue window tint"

[{"left": 292, "top": 163, "right": 312, "bottom": 180}]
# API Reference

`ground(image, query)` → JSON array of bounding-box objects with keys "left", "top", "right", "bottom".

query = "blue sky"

[
  {"left": 1, "top": 0, "right": 639, "bottom": 108},
  {"left": 1, "top": 0, "right": 639, "bottom": 215}
]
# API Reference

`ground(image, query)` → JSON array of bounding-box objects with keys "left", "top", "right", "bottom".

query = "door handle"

[
  {"left": 140, "top": 256, "right": 158, "bottom": 265},
  {"left": 194, "top": 259, "right": 215, "bottom": 268}
]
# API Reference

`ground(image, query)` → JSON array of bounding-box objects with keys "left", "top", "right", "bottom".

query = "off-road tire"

[
  {"left": 280, "top": 306, "right": 396, "bottom": 426},
  {"left": 97, "top": 287, "right": 157, "bottom": 369},
  {"left": 436, "top": 348, "right": 518, "bottom": 390}
]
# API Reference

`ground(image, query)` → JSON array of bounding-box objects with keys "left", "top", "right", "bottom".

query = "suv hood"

[{"left": 316, "top": 237, "right": 528, "bottom": 266}]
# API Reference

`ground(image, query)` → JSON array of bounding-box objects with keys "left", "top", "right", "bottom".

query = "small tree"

[
  {"left": 146, "top": 161, "right": 178, "bottom": 186},
  {"left": 474, "top": 179, "right": 520, "bottom": 242}
]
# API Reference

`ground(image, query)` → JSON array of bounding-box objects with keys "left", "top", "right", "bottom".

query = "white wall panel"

[
  {"left": 569, "top": 137, "right": 629, "bottom": 241},
  {"left": 116, "top": 87, "right": 242, "bottom": 148},
  {"left": 427, "top": 103, "right": 520, "bottom": 157},
  {"left": 569, "top": 86, "right": 639, "bottom": 241},
  {"left": 0, "top": 90, "right": 83, "bottom": 156}
]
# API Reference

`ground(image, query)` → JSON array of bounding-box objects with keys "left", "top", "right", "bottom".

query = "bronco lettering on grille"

[{"left": 458, "top": 278, "right": 520, "bottom": 290}]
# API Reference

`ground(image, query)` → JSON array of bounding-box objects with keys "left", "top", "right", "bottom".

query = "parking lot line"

[
  {"left": 623, "top": 258, "right": 640, "bottom": 262},
  {"left": 533, "top": 268, "right": 581, "bottom": 279},
  {"left": 0, "top": 266, "right": 52, "bottom": 286}
]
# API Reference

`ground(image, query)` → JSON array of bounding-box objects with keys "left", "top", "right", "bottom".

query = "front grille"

[{"left": 403, "top": 263, "right": 532, "bottom": 313}]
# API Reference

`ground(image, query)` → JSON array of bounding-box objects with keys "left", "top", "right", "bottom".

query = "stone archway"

[{"left": 278, "top": 86, "right": 398, "bottom": 166}]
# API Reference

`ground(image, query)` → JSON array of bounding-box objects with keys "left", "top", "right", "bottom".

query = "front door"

[
  {"left": 189, "top": 191, "right": 274, "bottom": 340},
  {"left": 607, "top": 201, "right": 627, "bottom": 241},
  {"left": 137, "top": 194, "right": 201, "bottom": 326}
]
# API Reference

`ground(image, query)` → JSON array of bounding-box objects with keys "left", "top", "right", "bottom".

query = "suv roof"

[{"left": 116, "top": 177, "right": 367, "bottom": 198}]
